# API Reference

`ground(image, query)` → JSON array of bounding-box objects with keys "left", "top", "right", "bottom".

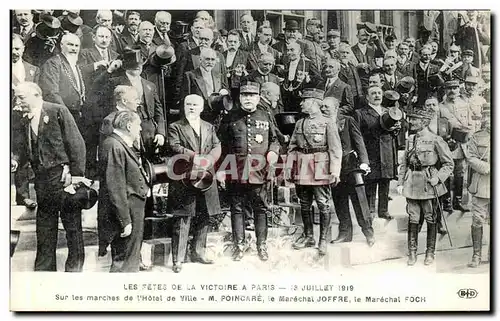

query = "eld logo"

[{"left": 457, "top": 289, "right": 478, "bottom": 299}]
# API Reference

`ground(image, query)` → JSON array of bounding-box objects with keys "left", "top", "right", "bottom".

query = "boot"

[
  {"left": 453, "top": 177, "right": 470, "bottom": 212},
  {"left": 318, "top": 212, "right": 331, "bottom": 256},
  {"left": 442, "top": 194, "right": 453, "bottom": 213},
  {"left": 407, "top": 223, "right": 419, "bottom": 266},
  {"left": 293, "top": 210, "right": 315, "bottom": 250},
  {"left": 232, "top": 243, "right": 244, "bottom": 261},
  {"left": 330, "top": 228, "right": 353, "bottom": 244},
  {"left": 468, "top": 226, "right": 483, "bottom": 268},
  {"left": 257, "top": 243, "right": 269, "bottom": 261},
  {"left": 437, "top": 211, "right": 447, "bottom": 235},
  {"left": 424, "top": 223, "right": 437, "bottom": 265}
]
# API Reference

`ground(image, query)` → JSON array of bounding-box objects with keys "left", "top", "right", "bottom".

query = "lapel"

[
  {"left": 193, "top": 68, "right": 209, "bottom": 100},
  {"left": 180, "top": 118, "right": 200, "bottom": 152},
  {"left": 352, "top": 45, "right": 362, "bottom": 62},
  {"left": 22, "top": 62, "right": 35, "bottom": 81},
  {"left": 89, "top": 46, "right": 103, "bottom": 61},
  {"left": 200, "top": 120, "right": 210, "bottom": 151},
  {"left": 325, "top": 78, "right": 340, "bottom": 96},
  {"left": 59, "top": 54, "right": 82, "bottom": 95},
  {"left": 37, "top": 106, "right": 48, "bottom": 138},
  {"left": 141, "top": 78, "right": 150, "bottom": 108},
  {"left": 365, "top": 105, "right": 381, "bottom": 119},
  {"left": 111, "top": 133, "right": 148, "bottom": 180},
  {"left": 212, "top": 69, "right": 221, "bottom": 93}
]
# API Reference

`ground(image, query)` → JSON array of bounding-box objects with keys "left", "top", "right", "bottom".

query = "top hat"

[
  {"left": 306, "top": 18, "right": 323, "bottom": 28},
  {"left": 240, "top": 81, "right": 260, "bottom": 94},
  {"left": 151, "top": 44, "right": 176, "bottom": 66},
  {"left": 396, "top": 76, "right": 416, "bottom": 93},
  {"left": 327, "top": 29, "right": 340, "bottom": 37},
  {"left": 182, "top": 168, "right": 215, "bottom": 193},
  {"left": 209, "top": 93, "right": 233, "bottom": 112},
  {"left": 384, "top": 90, "right": 400, "bottom": 101},
  {"left": 302, "top": 88, "right": 325, "bottom": 100},
  {"left": 284, "top": 20, "right": 300, "bottom": 31},
  {"left": 380, "top": 107, "right": 403, "bottom": 131},
  {"left": 60, "top": 15, "right": 83, "bottom": 34},
  {"left": 64, "top": 184, "right": 98, "bottom": 210},
  {"left": 35, "top": 14, "right": 61, "bottom": 39},
  {"left": 121, "top": 47, "right": 146, "bottom": 70},
  {"left": 428, "top": 73, "right": 446, "bottom": 88},
  {"left": 463, "top": 49, "right": 474, "bottom": 56}
]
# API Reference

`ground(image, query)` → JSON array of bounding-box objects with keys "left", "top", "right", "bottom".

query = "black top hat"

[
  {"left": 182, "top": 168, "right": 215, "bottom": 192},
  {"left": 35, "top": 14, "right": 61, "bottom": 39},
  {"left": 121, "top": 47, "right": 146, "bottom": 70},
  {"left": 64, "top": 184, "right": 98, "bottom": 211},
  {"left": 60, "top": 15, "right": 83, "bottom": 34},
  {"left": 284, "top": 20, "right": 300, "bottom": 30},
  {"left": 396, "top": 76, "right": 416, "bottom": 93}
]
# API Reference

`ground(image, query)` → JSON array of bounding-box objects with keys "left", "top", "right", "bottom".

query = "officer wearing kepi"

[
  {"left": 287, "top": 88, "right": 342, "bottom": 256},
  {"left": 466, "top": 104, "right": 491, "bottom": 268},
  {"left": 218, "top": 81, "right": 280, "bottom": 262},
  {"left": 397, "top": 103, "right": 454, "bottom": 266}
]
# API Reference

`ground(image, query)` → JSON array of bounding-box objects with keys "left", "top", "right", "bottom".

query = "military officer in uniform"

[
  {"left": 218, "top": 81, "right": 280, "bottom": 261},
  {"left": 287, "top": 88, "right": 342, "bottom": 256},
  {"left": 321, "top": 97, "right": 374, "bottom": 246},
  {"left": 397, "top": 104, "right": 454, "bottom": 266},
  {"left": 466, "top": 105, "right": 490, "bottom": 268}
]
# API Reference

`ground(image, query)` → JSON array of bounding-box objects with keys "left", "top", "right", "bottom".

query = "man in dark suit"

[
  {"left": 152, "top": 11, "right": 173, "bottom": 46},
  {"left": 413, "top": 46, "right": 442, "bottom": 106},
  {"left": 237, "top": 14, "right": 255, "bottom": 51},
  {"left": 247, "top": 26, "right": 281, "bottom": 71},
  {"left": 82, "top": 10, "right": 123, "bottom": 53},
  {"left": 338, "top": 43, "right": 363, "bottom": 109},
  {"left": 98, "top": 111, "right": 149, "bottom": 272},
  {"left": 167, "top": 94, "right": 222, "bottom": 273},
  {"left": 351, "top": 27, "right": 376, "bottom": 67},
  {"left": 40, "top": 33, "right": 86, "bottom": 133},
  {"left": 12, "top": 10, "right": 35, "bottom": 43},
  {"left": 319, "top": 58, "right": 354, "bottom": 116},
  {"left": 92, "top": 48, "right": 166, "bottom": 161},
  {"left": 272, "top": 20, "right": 306, "bottom": 56},
  {"left": 12, "top": 33, "right": 39, "bottom": 209},
  {"left": 322, "top": 97, "right": 374, "bottom": 246},
  {"left": 381, "top": 58, "right": 405, "bottom": 92},
  {"left": 23, "top": 14, "right": 62, "bottom": 67},
  {"left": 354, "top": 86, "right": 399, "bottom": 221},
  {"left": 181, "top": 48, "right": 229, "bottom": 125},
  {"left": 12, "top": 82, "right": 86, "bottom": 272},
  {"left": 223, "top": 30, "right": 249, "bottom": 103},
  {"left": 396, "top": 42, "right": 416, "bottom": 77},
  {"left": 119, "top": 11, "right": 141, "bottom": 48},
  {"left": 279, "top": 42, "right": 321, "bottom": 112}
]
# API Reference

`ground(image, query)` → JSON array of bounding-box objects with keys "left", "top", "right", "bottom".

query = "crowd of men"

[{"left": 10, "top": 9, "right": 491, "bottom": 273}]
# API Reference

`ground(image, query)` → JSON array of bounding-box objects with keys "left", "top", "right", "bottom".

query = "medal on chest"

[
  {"left": 313, "top": 134, "right": 323, "bottom": 143},
  {"left": 255, "top": 134, "right": 263, "bottom": 143}
]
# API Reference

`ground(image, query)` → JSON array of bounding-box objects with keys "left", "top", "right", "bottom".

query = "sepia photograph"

[{"left": 8, "top": 6, "right": 491, "bottom": 312}]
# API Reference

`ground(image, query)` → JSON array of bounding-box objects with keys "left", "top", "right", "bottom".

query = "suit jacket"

[
  {"left": 381, "top": 71, "right": 405, "bottom": 92},
  {"left": 247, "top": 42, "right": 281, "bottom": 71},
  {"left": 413, "top": 62, "right": 442, "bottom": 105},
  {"left": 181, "top": 67, "right": 228, "bottom": 123},
  {"left": 78, "top": 46, "right": 119, "bottom": 91},
  {"left": 98, "top": 133, "right": 149, "bottom": 248},
  {"left": 167, "top": 118, "right": 222, "bottom": 216},
  {"left": 302, "top": 35, "right": 326, "bottom": 70},
  {"left": 338, "top": 62, "right": 363, "bottom": 102},
  {"left": 223, "top": 49, "right": 249, "bottom": 89},
  {"left": 354, "top": 104, "right": 398, "bottom": 180},
  {"left": 11, "top": 102, "right": 86, "bottom": 176},
  {"left": 119, "top": 28, "right": 139, "bottom": 48},
  {"left": 39, "top": 54, "right": 86, "bottom": 114},
  {"left": 397, "top": 58, "right": 416, "bottom": 77},
  {"left": 272, "top": 39, "right": 306, "bottom": 56},
  {"left": 237, "top": 29, "right": 255, "bottom": 51},
  {"left": 12, "top": 24, "right": 36, "bottom": 43},
  {"left": 319, "top": 78, "right": 354, "bottom": 115},
  {"left": 82, "top": 28, "right": 123, "bottom": 54},
  {"left": 351, "top": 43, "right": 375, "bottom": 66},
  {"left": 337, "top": 115, "right": 369, "bottom": 178},
  {"left": 12, "top": 61, "right": 40, "bottom": 86}
]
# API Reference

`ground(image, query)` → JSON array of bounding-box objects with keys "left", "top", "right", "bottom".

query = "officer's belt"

[
  {"left": 408, "top": 164, "right": 431, "bottom": 171},
  {"left": 296, "top": 146, "right": 328, "bottom": 154}
]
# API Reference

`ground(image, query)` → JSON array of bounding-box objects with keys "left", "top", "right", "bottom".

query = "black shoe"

[
  {"left": 453, "top": 199, "right": 470, "bottom": 212},
  {"left": 257, "top": 247, "right": 269, "bottom": 261},
  {"left": 139, "top": 262, "right": 152, "bottom": 271},
  {"left": 408, "top": 251, "right": 417, "bottom": 266},
  {"left": 330, "top": 234, "right": 352, "bottom": 244},
  {"left": 232, "top": 246, "right": 244, "bottom": 261},
  {"left": 366, "top": 236, "right": 375, "bottom": 247},
  {"left": 172, "top": 263, "right": 182, "bottom": 273},
  {"left": 292, "top": 234, "right": 315, "bottom": 250},
  {"left": 190, "top": 253, "right": 214, "bottom": 264},
  {"left": 378, "top": 212, "right": 393, "bottom": 221}
]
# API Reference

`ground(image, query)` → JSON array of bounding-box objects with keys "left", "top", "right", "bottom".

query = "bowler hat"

[
  {"left": 301, "top": 88, "right": 325, "bottom": 100},
  {"left": 396, "top": 76, "right": 416, "bottom": 93},
  {"left": 240, "top": 81, "right": 260, "bottom": 94},
  {"left": 284, "top": 20, "right": 300, "bottom": 31},
  {"left": 183, "top": 167, "right": 215, "bottom": 193},
  {"left": 463, "top": 49, "right": 474, "bottom": 56},
  {"left": 121, "top": 47, "right": 146, "bottom": 70},
  {"left": 64, "top": 184, "right": 98, "bottom": 210},
  {"left": 209, "top": 93, "right": 233, "bottom": 111},
  {"left": 60, "top": 15, "right": 83, "bottom": 34},
  {"left": 35, "top": 14, "right": 61, "bottom": 39}
]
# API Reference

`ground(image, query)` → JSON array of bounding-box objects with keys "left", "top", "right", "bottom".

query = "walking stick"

[{"left": 432, "top": 184, "right": 453, "bottom": 247}]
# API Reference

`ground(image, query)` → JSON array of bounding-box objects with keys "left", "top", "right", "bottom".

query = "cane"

[{"left": 432, "top": 184, "right": 453, "bottom": 247}]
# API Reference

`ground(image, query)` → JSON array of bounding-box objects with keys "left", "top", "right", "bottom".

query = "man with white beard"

[{"left": 40, "top": 33, "right": 86, "bottom": 133}]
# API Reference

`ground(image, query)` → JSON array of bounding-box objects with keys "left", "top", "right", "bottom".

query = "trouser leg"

[
  {"left": 60, "top": 199, "right": 85, "bottom": 272},
  {"left": 349, "top": 185, "right": 374, "bottom": 239},
  {"left": 293, "top": 185, "right": 316, "bottom": 249},
  {"left": 172, "top": 216, "right": 192, "bottom": 265},
  {"left": 332, "top": 183, "right": 353, "bottom": 242},
  {"left": 314, "top": 185, "right": 332, "bottom": 255}
]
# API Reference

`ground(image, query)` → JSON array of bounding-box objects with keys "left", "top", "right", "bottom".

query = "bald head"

[{"left": 96, "top": 10, "right": 112, "bottom": 27}]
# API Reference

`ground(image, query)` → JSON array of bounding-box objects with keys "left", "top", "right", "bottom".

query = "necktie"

[
  {"left": 390, "top": 77, "right": 394, "bottom": 88},
  {"left": 101, "top": 49, "right": 109, "bottom": 62},
  {"left": 20, "top": 26, "right": 27, "bottom": 37},
  {"left": 247, "top": 33, "right": 251, "bottom": 46}
]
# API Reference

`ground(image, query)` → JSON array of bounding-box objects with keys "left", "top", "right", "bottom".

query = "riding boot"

[
  {"left": 436, "top": 209, "right": 448, "bottom": 236},
  {"left": 318, "top": 211, "right": 331, "bottom": 256},
  {"left": 293, "top": 209, "right": 316, "bottom": 250},
  {"left": 453, "top": 177, "right": 470, "bottom": 212},
  {"left": 424, "top": 223, "right": 437, "bottom": 265},
  {"left": 468, "top": 226, "right": 483, "bottom": 268},
  {"left": 442, "top": 179, "right": 453, "bottom": 213},
  {"left": 407, "top": 223, "right": 419, "bottom": 266}
]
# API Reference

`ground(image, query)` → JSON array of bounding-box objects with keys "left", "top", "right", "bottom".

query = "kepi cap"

[
  {"left": 407, "top": 105, "right": 435, "bottom": 120},
  {"left": 327, "top": 29, "right": 340, "bottom": 37},
  {"left": 444, "top": 79, "right": 460, "bottom": 88},
  {"left": 240, "top": 81, "right": 260, "bottom": 94},
  {"left": 463, "top": 49, "right": 474, "bottom": 56},
  {"left": 301, "top": 88, "right": 325, "bottom": 100},
  {"left": 465, "top": 76, "right": 479, "bottom": 84}
]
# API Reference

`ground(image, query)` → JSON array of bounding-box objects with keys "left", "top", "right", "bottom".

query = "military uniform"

[
  {"left": 218, "top": 82, "right": 280, "bottom": 261},
  {"left": 398, "top": 106, "right": 454, "bottom": 266},
  {"left": 287, "top": 88, "right": 342, "bottom": 255},
  {"left": 467, "top": 107, "right": 490, "bottom": 268}
]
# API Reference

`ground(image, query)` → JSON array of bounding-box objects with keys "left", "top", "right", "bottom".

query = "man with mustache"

[
  {"left": 355, "top": 86, "right": 399, "bottom": 220},
  {"left": 237, "top": 14, "right": 256, "bottom": 51},
  {"left": 397, "top": 42, "right": 416, "bottom": 77},
  {"left": 397, "top": 103, "right": 454, "bottom": 266},
  {"left": 247, "top": 25, "right": 281, "bottom": 71},
  {"left": 302, "top": 18, "right": 327, "bottom": 71},
  {"left": 319, "top": 58, "right": 353, "bottom": 116},
  {"left": 413, "top": 46, "right": 442, "bottom": 106},
  {"left": 40, "top": 33, "right": 86, "bottom": 134},
  {"left": 82, "top": 10, "right": 123, "bottom": 54},
  {"left": 153, "top": 11, "right": 173, "bottom": 46},
  {"left": 167, "top": 94, "right": 222, "bottom": 273},
  {"left": 79, "top": 25, "right": 119, "bottom": 179},
  {"left": 11, "top": 82, "right": 86, "bottom": 271},
  {"left": 13, "top": 10, "right": 35, "bottom": 43},
  {"left": 137, "top": 21, "right": 157, "bottom": 61},
  {"left": 223, "top": 30, "right": 249, "bottom": 103},
  {"left": 288, "top": 88, "right": 342, "bottom": 256},
  {"left": 120, "top": 11, "right": 141, "bottom": 48},
  {"left": 381, "top": 58, "right": 404, "bottom": 92},
  {"left": 181, "top": 48, "right": 229, "bottom": 126},
  {"left": 337, "top": 43, "right": 363, "bottom": 108},
  {"left": 272, "top": 20, "right": 306, "bottom": 56},
  {"left": 218, "top": 81, "right": 280, "bottom": 261}
]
